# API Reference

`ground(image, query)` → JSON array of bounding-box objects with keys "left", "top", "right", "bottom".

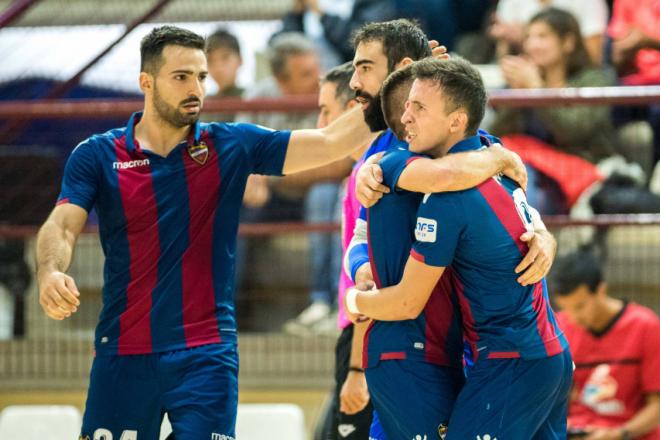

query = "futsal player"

[{"left": 346, "top": 57, "right": 572, "bottom": 439}]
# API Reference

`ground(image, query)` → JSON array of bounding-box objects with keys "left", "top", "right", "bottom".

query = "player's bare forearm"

[
  {"left": 355, "top": 257, "right": 444, "bottom": 320},
  {"left": 36, "top": 205, "right": 87, "bottom": 277},
  {"left": 282, "top": 106, "right": 372, "bottom": 174},
  {"left": 276, "top": 157, "right": 354, "bottom": 191},
  {"left": 397, "top": 144, "right": 526, "bottom": 193},
  {"left": 36, "top": 204, "right": 87, "bottom": 320},
  {"left": 350, "top": 320, "right": 369, "bottom": 368}
]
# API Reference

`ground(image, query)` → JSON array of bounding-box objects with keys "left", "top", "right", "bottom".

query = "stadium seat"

[
  {"left": 0, "top": 405, "right": 82, "bottom": 440},
  {"left": 159, "top": 403, "right": 306, "bottom": 440}
]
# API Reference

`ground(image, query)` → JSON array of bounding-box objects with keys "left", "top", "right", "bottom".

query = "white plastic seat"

[
  {"left": 160, "top": 403, "right": 306, "bottom": 440},
  {"left": 0, "top": 405, "right": 82, "bottom": 440},
  {"left": 236, "top": 404, "right": 305, "bottom": 440}
]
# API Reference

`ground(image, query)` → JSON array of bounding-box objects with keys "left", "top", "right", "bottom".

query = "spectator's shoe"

[
  {"left": 282, "top": 301, "right": 330, "bottom": 335},
  {"left": 651, "top": 161, "right": 660, "bottom": 196},
  {"left": 311, "top": 311, "right": 340, "bottom": 336}
]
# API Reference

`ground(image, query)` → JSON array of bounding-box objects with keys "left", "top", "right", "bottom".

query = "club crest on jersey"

[
  {"left": 188, "top": 141, "right": 208, "bottom": 165},
  {"left": 415, "top": 217, "right": 437, "bottom": 242}
]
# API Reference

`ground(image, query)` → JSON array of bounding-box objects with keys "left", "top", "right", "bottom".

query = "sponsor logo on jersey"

[
  {"left": 476, "top": 435, "right": 497, "bottom": 440},
  {"left": 188, "top": 141, "right": 209, "bottom": 165},
  {"left": 415, "top": 217, "right": 437, "bottom": 242},
  {"left": 211, "top": 434, "right": 234, "bottom": 440},
  {"left": 112, "top": 159, "right": 150, "bottom": 170}
]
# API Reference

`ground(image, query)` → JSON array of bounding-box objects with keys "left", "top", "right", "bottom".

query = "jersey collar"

[
  {"left": 124, "top": 111, "right": 202, "bottom": 154},
  {"left": 447, "top": 129, "right": 500, "bottom": 155}
]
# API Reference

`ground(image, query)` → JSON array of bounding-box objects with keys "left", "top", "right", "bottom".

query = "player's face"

[
  {"left": 401, "top": 79, "right": 455, "bottom": 155},
  {"left": 523, "top": 21, "right": 568, "bottom": 70},
  {"left": 207, "top": 47, "right": 241, "bottom": 92},
  {"left": 317, "top": 82, "right": 347, "bottom": 129},
  {"left": 350, "top": 40, "right": 390, "bottom": 132},
  {"left": 151, "top": 45, "right": 208, "bottom": 128},
  {"left": 554, "top": 285, "right": 600, "bottom": 329}
]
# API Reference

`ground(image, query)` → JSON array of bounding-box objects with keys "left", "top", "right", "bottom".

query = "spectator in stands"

[
  {"left": 552, "top": 249, "right": 660, "bottom": 440},
  {"left": 235, "top": 33, "right": 331, "bottom": 309},
  {"left": 282, "top": 62, "right": 365, "bottom": 336},
  {"left": 236, "top": 32, "right": 320, "bottom": 224},
  {"left": 608, "top": 0, "right": 660, "bottom": 177},
  {"left": 206, "top": 28, "right": 244, "bottom": 99},
  {"left": 489, "top": 0, "right": 609, "bottom": 64},
  {"left": 205, "top": 28, "right": 244, "bottom": 123},
  {"left": 278, "top": 0, "right": 355, "bottom": 70},
  {"left": 279, "top": 0, "right": 397, "bottom": 64},
  {"left": 490, "top": 7, "right": 618, "bottom": 213}
]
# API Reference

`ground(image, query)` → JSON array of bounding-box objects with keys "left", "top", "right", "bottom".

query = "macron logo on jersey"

[
  {"left": 112, "top": 159, "right": 150, "bottom": 170},
  {"left": 415, "top": 217, "right": 437, "bottom": 242}
]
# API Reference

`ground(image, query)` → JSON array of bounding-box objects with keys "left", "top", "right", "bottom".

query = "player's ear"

[
  {"left": 449, "top": 110, "right": 468, "bottom": 134},
  {"left": 395, "top": 57, "right": 414, "bottom": 70},
  {"left": 139, "top": 72, "right": 153, "bottom": 94}
]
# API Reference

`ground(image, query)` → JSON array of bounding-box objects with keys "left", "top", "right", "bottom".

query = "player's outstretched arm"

[
  {"left": 36, "top": 204, "right": 87, "bottom": 320},
  {"left": 282, "top": 106, "right": 372, "bottom": 175},
  {"left": 397, "top": 143, "right": 527, "bottom": 193},
  {"left": 345, "top": 256, "right": 445, "bottom": 321}
]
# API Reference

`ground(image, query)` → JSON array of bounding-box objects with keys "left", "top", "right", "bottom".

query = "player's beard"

[
  {"left": 356, "top": 89, "right": 388, "bottom": 132},
  {"left": 152, "top": 84, "right": 200, "bottom": 128}
]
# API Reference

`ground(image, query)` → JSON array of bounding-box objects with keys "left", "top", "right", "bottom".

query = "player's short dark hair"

[
  {"left": 380, "top": 64, "right": 414, "bottom": 140},
  {"left": 206, "top": 28, "right": 241, "bottom": 56},
  {"left": 352, "top": 19, "right": 431, "bottom": 72},
  {"left": 140, "top": 25, "right": 205, "bottom": 74},
  {"left": 551, "top": 249, "right": 603, "bottom": 296},
  {"left": 411, "top": 57, "right": 486, "bottom": 135},
  {"left": 320, "top": 62, "right": 355, "bottom": 108}
]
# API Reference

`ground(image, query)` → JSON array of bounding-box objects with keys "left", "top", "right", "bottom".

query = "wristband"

[
  {"left": 346, "top": 287, "right": 360, "bottom": 314},
  {"left": 348, "top": 366, "right": 365, "bottom": 373}
]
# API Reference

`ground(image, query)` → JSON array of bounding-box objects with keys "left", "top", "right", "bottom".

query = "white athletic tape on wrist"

[{"left": 346, "top": 287, "right": 360, "bottom": 315}]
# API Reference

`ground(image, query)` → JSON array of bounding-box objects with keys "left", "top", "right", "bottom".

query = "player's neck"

[
  {"left": 135, "top": 109, "right": 192, "bottom": 157},
  {"left": 590, "top": 297, "right": 624, "bottom": 333},
  {"left": 428, "top": 134, "right": 465, "bottom": 159}
]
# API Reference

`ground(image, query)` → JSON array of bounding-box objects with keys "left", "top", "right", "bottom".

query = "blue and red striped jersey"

[
  {"left": 362, "top": 146, "right": 463, "bottom": 369},
  {"left": 57, "top": 112, "right": 290, "bottom": 355},
  {"left": 408, "top": 135, "right": 568, "bottom": 362}
]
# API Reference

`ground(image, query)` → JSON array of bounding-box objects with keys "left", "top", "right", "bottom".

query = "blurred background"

[{"left": 0, "top": 0, "right": 659, "bottom": 438}]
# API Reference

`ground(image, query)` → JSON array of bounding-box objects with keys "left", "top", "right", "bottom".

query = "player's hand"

[
  {"left": 584, "top": 427, "right": 629, "bottom": 440},
  {"left": 38, "top": 271, "right": 80, "bottom": 320},
  {"left": 356, "top": 153, "right": 389, "bottom": 208},
  {"left": 429, "top": 40, "right": 450, "bottom": 60},
  {"left": 339, "top": 369, "right": 370, "bottom": 415},
  {"left": 515, "top": 229, "right": 556, "bottom": 285},
  {"left": 491, "top": 143, "right": 528, "bottom": 192},
  {"left": 354, "top": 263, "right": 375, "bottom": 291}
]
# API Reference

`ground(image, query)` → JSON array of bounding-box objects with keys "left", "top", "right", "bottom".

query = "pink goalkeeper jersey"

[{"left": 337, "top": 158, "right": 364, "bottom": 329}]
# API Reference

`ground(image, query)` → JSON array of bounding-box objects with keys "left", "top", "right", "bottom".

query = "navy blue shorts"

[
  {"left": 366, "top": 360, "right": 464, "bottom": 439},
  {"left": 81, "top": 343, "right": 238, "bottom": 440},
  {"left": 446, "top": 349, "right": 573, "bottom": 440}
]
